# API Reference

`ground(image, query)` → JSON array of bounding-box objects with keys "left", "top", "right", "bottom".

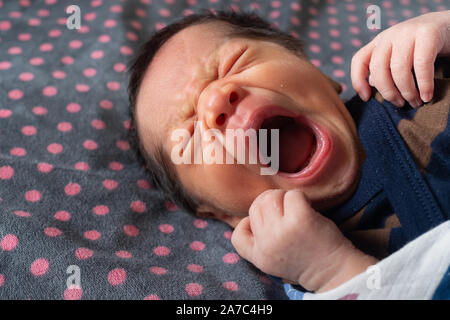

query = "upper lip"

[{"left": 241, "top": 105, "right": 298, "bottom": 132}]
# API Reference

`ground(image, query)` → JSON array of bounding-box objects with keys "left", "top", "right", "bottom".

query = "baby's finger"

[
  {"left": 282, "top": 189, "right": 313, "bottom": 224},
  {"left": 351, "top": 42, "right": 374, "bottom": 101},
  {"left": 231, "top": 217, "right": 254, "bottom": 260},
  {"left": 390, "top": 42, "right": 422, "bottom": 108},
  {"left": 369, "top": 43, "right": 405, "bottom": 107},
  {"left": 413, "top": 38, "right": 439, "bottom": 103}
]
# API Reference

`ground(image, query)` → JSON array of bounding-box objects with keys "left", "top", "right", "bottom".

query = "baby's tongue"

[{"left": 278, "top": 122, "right": 315, "bottom": 173}]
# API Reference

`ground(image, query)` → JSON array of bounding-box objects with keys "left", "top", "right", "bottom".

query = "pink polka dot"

[
  {"left": 150, "top": 267, "right": 167, "bottom": 275},
  {"left": 8, "top": 89, "right": 23, "bottom": 100},
  {"left": 123, "top": 119, "right": 131, "bottom": 129},
  {"left": 21, "top": 125, "right": 36, "bottom": 136},
  {"left": 47, "top": 143, "right": 63, "bottom": 154},
  {"left": 158, "top": 224, "right": 174, "bottom": 234},
  {"left": 77, "top": 25, "right": 89, "bottom": 34},
  {"left": 137, "top": 179, "right": 150, "bottom": 189},
  {"left": 98, "top": 34, "right": 110, "bottom": 43},
  {"left": 108, "top": 268, "right": 126, "bottom": 286},
  {"left": 10, "top": 147, "right": 26, "bottom": 157},
  {"left": 37, "top": 162, "right": 53, "bottom": 173},
  {"left": 193, "top": 219, "right": 208, "bottom": 229},
  {"left": 109, "top": 161, "right": 123, "bottom": 171},
  {"left": 116, "top": 250, "right": 132, "bottom": 259},
  {"left": 223, "top": 281, "right": 239, "bottom": 291},
  {"left": 153, "top": 246, "right": 170, "bottom": 256},
  {"left": 102, "top": 179, "right": 118, "bottom": 190},
  {"left": 64, "top": 286, "right": 83, "bottom": 300},
  {"left": 66, "top": 102, "right": 81, "bottom": 113},
  {"left": 123, "top": 225, "right": 139, "bottom": 237},
  {"left": 30, "top": 258, "right": 49, "bottom": 276},
  {"left": 54, "top": 210, "right": 71, "bottom": 221},
  {"left": 14, "top": 210, "right": 31, "bottom": 217},
  {"left": 120, "top": 46, "right": 133, "bottom": 55},
  {"left": 48, "top": 29, "right": 61, "bottom": 37},
  {"left": 0, "top": 166, "right": 14, "bottom": 180},
  {"left": 190, "top": 241, "right": 205, "bottom": 251},
  {"left": 93, "top": 205, "right": 109, "bottom": 216},
  {"left": 84, "top": 230, "right": 100, "bottom": 241},
  {"left": 40, "top": 43, "right": 53, "bottom": 52},
  {"left": 107, "top": 81, "right": 120, "bottom": 91},
  {"left": 99, "top": 99, "right": 113, "bottom": 109},
  {"left": 187, "top": 264, "right": 203, "bottom": 273},
  {"left": 74, "top": 162, "right": 90, "bottom": 171},
  {"left": 116, "top": 140, "right": 130, "bottom": 151},
  {"left": 52, "top": 70, "right": 66, "bottom": 79},
  {"left": 330, "top": 42, "right": 342, "bottom": 50},
  {"left": 224, "top": 231, "right": 232, "bottom": 239},
  {"left": 75, "top": 247, "right": 93, "bottom": 260},
  {"left": 83, "top": 140, "right": 97, "bottom": 150},
  {"left": 25, "top": 190, "right": 41, "bottom": 202},
  {"left": 44, "top": 227, "right": 62, "bottom": 237},
  {"left": 110, "top": 4, "right": 122, "bottom": 13},
  {"left": 57, "top": 122, "right": 72, "bottom": 132},
  {"left": 65, "top": 183, "right": 81, "bottom": 196},
  {"left": 159, "top": 8, "right": 171, "bottom": 17},
  {"left": 61, "top": 56, "right": 74, "bottom": 64},
  {"left": 104, "top": 19, "right": 117, "bottom": 28},
  {"left": 0, "top": 61, "right": 11, "bottom": 70},
  {"left": 333, "top": 69, "right": 346, "bottom": 78},
  {"left": 8, "top": 46, "right": 22, "bottom": 55},
  {"left": 29, "top": 57, "right": 44, "bottom": 65},
  {"left": 0, "top": 109, "right": 12, "bottom": 118},
  {"left": 144, "top": 294, "right": 160, "bottom": 300},
  {"left": 113, "top": 63, "right": 126, "bottom": 72},
  {"left": 43, "top": 86, "right": 57, "bottom": 97},
  {"left": 84, "top": 12, "right": 96, "bottom": 21},
  {"left": 83, "top": 68, "right": 96, "bottom": 77},
  {"left": 91, "top": 119, "right": 105, "bottom": 129},
  {"left": 0, "top": 20, "right": 11, "bottom": 31},
  {"left": 33, "top": 106, "right": 47, "bottom": 115},
  {"left": 1, "top": 234, "right": 18, "bottom": 251},
  {"left": 223, "top": 253, "right": 240, "bottom": 264},
  {"left": 185, "top": 283, "right": 203, "bottom": 297},
  {"left": 165, "top": 201, "right": 178, "bottom": 211},
  {"left": 76, "top": 84, "right": 90, "bottom": 92},
  {"left": 19, "top": 72, "right": 34, "bottom": 81},
  {"left": 130, "top": 201, "right": 146, "bottom": 213},
  {"left": 90, "top": 50, "right": 104, "bottom": 59},
  {"left": 0, "top": 274, "right": 4, "bottom": 287}
]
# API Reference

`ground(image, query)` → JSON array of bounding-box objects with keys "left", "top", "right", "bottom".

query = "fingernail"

[
  {"left": 360, "top": 91, "right": 369, "bottom": 102},
  {"left": 394, "top": 98, "right": 405, "bottom": 107},
  {"left": 421, "top": 93, "right": 432, "bottom": 103},
  {"left": 411, "top": 98, "right": 423, "bottom": 108}
]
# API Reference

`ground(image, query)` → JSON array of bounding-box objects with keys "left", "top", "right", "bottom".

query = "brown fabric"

[{"left": 341, "top": 57, "right": 450, "bottom": 259}]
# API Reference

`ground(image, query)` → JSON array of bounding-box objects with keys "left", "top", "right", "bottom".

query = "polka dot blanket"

[{"left": 0, "top": 0, "right": 448, "bottom": 300}]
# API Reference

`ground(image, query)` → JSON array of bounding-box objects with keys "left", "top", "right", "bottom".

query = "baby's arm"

[
  {"left": 351, "top": 10, "right": 450, "bottom": 108},
  {"left": 231, "top": 189, "right": 378, "bottom": 293}
]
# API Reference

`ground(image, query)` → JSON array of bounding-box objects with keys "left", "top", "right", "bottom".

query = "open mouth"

[
  {"left": 258, "top": 115, "right": 317, "bottom": 174},
  {"left": 253, "top": 110, "right": 332, "bottom": 179}
]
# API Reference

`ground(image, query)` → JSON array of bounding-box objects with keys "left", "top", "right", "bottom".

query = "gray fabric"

[{"left": 0, "top": 0, "right": 447, "bottom": 299}]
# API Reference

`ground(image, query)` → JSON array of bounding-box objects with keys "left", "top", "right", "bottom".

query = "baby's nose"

[{"left": 202, "top": 85, "right": 242, "bottom": 129}]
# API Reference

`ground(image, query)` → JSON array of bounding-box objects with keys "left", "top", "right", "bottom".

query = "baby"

[{"left": 128, "top": 10, "right": 450, "bottom": 294}]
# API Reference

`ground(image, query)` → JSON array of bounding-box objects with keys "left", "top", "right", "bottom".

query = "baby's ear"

[
  {"left": 196, "top": 205, "right": 244, "bottom": 228},
  {"left": 325, "top": 75, "right": 343, "bottom": 94}
]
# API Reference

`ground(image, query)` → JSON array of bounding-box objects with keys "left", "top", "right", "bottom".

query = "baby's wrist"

[
  {"left": 296, "top": 243, "right": 378, "bottom": 293},
  {"left": 315, "top": 248, "right": 378, "bottom": 293}
]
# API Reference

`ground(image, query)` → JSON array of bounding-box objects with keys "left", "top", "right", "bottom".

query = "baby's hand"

[
  {"left": 351, "top": 11, "right": 450, "bottom": 108},
  {"left": 231, "top": 189, "right": 377, "bottom": 292}
]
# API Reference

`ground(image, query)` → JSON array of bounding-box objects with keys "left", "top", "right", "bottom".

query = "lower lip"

[{"left": 277, "top": 116, "right": 333, "bottom": 182}]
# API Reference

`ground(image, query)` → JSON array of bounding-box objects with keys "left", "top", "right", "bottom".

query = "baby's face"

[{"left": 136, "top": 22, "right": 361, "bottom": 220}]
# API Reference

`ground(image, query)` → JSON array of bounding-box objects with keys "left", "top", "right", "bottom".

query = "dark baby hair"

[{"left": 128, "top": 9, "right": 304, "bottom": 214}]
